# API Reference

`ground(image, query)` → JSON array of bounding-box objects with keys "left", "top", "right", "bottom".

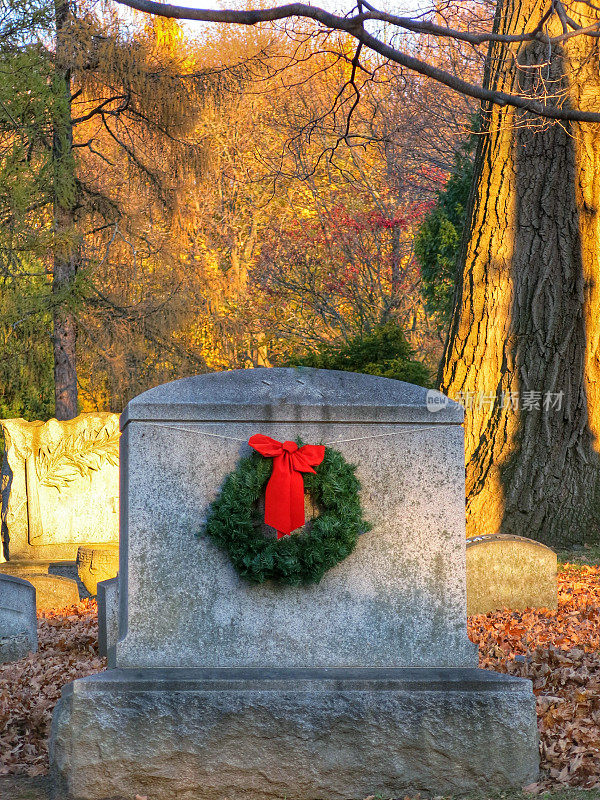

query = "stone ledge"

[
  {"left": 50, "top": 668, "right": 539, "bottom": 800},
  {"left": 65, "top": 666, "right": 534, "bottom": 693}
]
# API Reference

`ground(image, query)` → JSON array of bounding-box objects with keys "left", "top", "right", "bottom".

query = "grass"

[{"left": 557, "top": 544, "right": 600, "bottom": 567}]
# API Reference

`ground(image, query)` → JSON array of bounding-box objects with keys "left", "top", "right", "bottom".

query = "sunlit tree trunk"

[
  {"left": 52, "top": 0, "right": 79, "bottom": 420},
  {"left": 440, "top": 0, "right": 600, "bottom": 546}
]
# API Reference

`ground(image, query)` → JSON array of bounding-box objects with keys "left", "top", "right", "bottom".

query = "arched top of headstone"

[
  {"left": 0, "top": 573, "right": 37, "bottom": 591},
  {"left": 121, "top": 368, "right": 462, "bottom": 427},
  {"left": 466, "top": 533, "right": 557, "bottom": 556}
]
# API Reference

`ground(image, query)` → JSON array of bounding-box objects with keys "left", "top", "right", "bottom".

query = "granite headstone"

[
  {"left": 467, "top": 533, "right": 557, "bottom": 615},
  {"left": 50, "top": 369, "right": 539, "bottom": 800},
  {"left": 97, "top": 576, "right": 119, "bottom": 660},
  {"left": 0, "top": 573, "right": 37, "bottom": 662},
  {"left": 19, "top": 573, "right": 80, "bottom": 610}
]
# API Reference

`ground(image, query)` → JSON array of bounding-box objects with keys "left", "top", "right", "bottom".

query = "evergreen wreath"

[{"left": 200, "top": 443, "right": 370, "bottom": 585}]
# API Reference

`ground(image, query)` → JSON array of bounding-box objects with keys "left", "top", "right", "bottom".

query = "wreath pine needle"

[{"left": 199, "top": 445, "right": 371, "bottom": 586}]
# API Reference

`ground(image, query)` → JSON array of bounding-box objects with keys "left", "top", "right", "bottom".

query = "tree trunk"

[
  {"left": 52, "top": 0, "right": 79, "bottom": 421},
  {"left": 440, "top": 0, "right": 600, "bottom": 547}
]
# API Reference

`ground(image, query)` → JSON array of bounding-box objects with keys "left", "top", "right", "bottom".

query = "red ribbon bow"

[{"left": 249, "top": 434, "right": 325, "bottom": 538}]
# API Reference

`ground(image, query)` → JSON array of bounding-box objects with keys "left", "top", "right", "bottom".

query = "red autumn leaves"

[
  {"left": 469, "top": 565, "right": 600, "bottom": 791},
  {"left": 0, "top": 599, "right": 105, "bottom": 777}
]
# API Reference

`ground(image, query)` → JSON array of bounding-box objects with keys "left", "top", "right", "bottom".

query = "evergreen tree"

[
  {"left": 414, "top": 135, "right": 475, "bottom": 332},
  {"left": 0, "top": 2, "right": 210, "bottom": 418},
  {"left": 286, "top": 324, "right": 431, "bottom": 386},
  {"left": 0, "top": 279, "right": 54, "bottom": 420}
]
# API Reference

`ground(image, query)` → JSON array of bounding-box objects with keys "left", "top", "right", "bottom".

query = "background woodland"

[{"left": 0, "top": 0, "right": 479, "bottom": 419}]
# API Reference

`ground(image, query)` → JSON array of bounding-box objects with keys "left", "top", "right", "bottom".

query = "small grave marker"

[
  {"left": 467, "top": 533, "right": 557, "bottom": 615},
  {"left": 0, "top": 574, "right": 37, "bottom": 662}
]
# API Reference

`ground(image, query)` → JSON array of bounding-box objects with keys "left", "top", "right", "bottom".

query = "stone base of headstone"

[{"left": 50, "top": 667, "right": 539, "bottom": 800}]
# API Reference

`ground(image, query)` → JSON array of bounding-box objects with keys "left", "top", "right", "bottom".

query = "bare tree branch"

[
  {"left": 112, "top": 0, "right": 600, "bottom": 122},
  {"left": 71, "top": 94, "right": 129, "bottom": 125}
]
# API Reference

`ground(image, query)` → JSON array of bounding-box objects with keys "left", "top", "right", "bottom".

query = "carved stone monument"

[
  {"left": 1, "top": 413, "right": 120, "bottom": 563},
  {"left": 50, "top": 369, "right": 539, "bottom": 799},
  {"left": 467, "top": 533, "right": 558, "bottom": 615}
]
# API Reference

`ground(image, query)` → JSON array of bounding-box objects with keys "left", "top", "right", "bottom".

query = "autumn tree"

[
  {"left": 0, "top": 2, "right": 210, "bottom": 418},
  {"left": 170, "top": 25, "right": 283, "bottom": 371},
  {"left": 112, "top": 0, "right": 600, "bottom": 123},
  {"left": 112, "top": 0, "right": 600, "bottom": 546},
  {"left": 70, "top": 16, "right": 216, "bottom": 410},
  {"left": 180, "top": 31, "right": 470, "bottom": 370},
  {"left": 2, "top": 16, "right": 454, "bottom": 409}
]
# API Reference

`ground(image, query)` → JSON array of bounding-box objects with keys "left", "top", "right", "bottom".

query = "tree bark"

[
  {"left": 440, "top": 0, "right": 600, "bottom": 546},
  {"left": 52, "top": 0, "right": 79, "bottom": 421}
]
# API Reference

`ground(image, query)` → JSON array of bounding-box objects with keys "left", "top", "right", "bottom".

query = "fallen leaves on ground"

[
  {"left": 468, "top": 565, "right": 600, "bottom": 792},
  {"left": 2, "top": 568, "right": 600, "bottom": 791},
  {"left": 0, "top": 599, "right": 105, "bottom": 777}
]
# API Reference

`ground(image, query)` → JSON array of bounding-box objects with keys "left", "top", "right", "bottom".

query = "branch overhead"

[{"left": 113, "top": 0, "right": 600, "bottom": 123}]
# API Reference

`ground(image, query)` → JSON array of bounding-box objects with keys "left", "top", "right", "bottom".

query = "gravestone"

[
  {"left": 76, "top": 545, "right": 119, "bottom": 596},
  {"left": 0, "top": 574, "right": 37, "bottom": 662},
  {"left": 0, "top": 631, "right": 31, "bottom": 663},
  {"left": 1, "top": 412, "right": 120, "bottom": 563},
  {"left": 50, "top": 369, "right": 539, "bottom": 799},
  {"left": 467, "top": 534, "right": 558, "bottom": 615},
  {"left": 19, "top": 573, "right": 80, "bottom": 611},
  {"left": 97, "top": 576, "right": 119, "bottom": 660}
]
